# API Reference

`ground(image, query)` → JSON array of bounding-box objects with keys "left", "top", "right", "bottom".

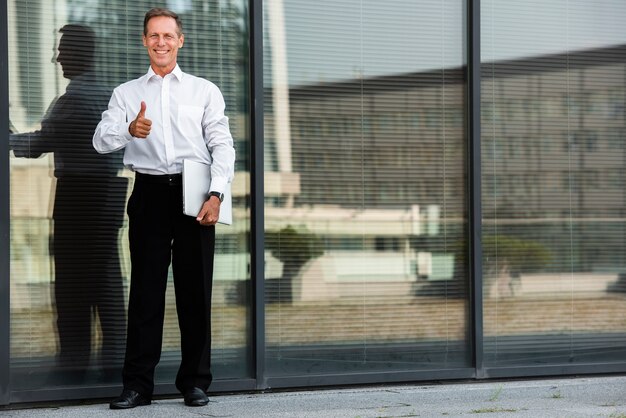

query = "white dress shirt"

[{"left": 93, "top": 65, "right": 235, "bottom": 194}]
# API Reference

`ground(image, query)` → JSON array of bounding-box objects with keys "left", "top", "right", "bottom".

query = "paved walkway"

[{"left": 1, "top": 375, "right": 626, "bottom": 417}]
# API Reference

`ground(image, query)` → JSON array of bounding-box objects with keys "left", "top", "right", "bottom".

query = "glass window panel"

[
  {"left": 481, "top": 0, "right": 626, "bottom": 366},
  {"left": 263, "top": 0, "right": 469, "bottom": 376},
  {"left": 8, "top": 0, "right": 251, "bottom": 389}
]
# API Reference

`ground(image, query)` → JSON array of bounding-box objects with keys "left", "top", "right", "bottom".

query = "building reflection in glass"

[
  {"left": 263, "top": 0, "right": 469, "bottom": 375},
  {"left": 481, "top": 43, "right": 626, "bottom": 366}
]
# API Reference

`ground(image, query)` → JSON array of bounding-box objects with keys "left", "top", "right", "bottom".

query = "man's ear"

[
  {"left": 179, "top": 34, "right": 184, "bottom": 48},
  {"left": 142, "top": 35, "right": 147, "bottom": 47}
]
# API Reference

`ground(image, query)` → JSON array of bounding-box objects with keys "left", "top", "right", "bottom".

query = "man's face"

[
  {"left": 143, "top": 16, "right": 184, "bottom": 76},
  {"left": 56, "top": 34, "right": 89, "bottom": 79}
]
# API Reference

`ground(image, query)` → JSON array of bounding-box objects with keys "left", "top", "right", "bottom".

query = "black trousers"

[{"left": 123, "top": 174, "right": 215, "bottom": 397}]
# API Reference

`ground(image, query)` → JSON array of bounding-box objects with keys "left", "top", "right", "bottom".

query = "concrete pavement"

[{"left": 1, "top": 375, "right": 626, "bottom": 417}]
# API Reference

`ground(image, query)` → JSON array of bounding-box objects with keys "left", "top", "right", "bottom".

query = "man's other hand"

[
  {"left": 129, "top": 101, "right": 152, "bottom": 138},
  {"left": 196, "top": 196, "right": 221, "bottom": 226}
]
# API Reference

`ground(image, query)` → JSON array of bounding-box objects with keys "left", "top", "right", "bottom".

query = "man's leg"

[
  {"left": 53, "top": 225, "right": 91, "bottom": 380},
  {"left": 95, "top": 226, "right": 126, "bottom": 376},
  {"left": 93, "top": 177, "right": 128, "bottom": 377},
  {"left": 52, "top": 181, "right": 94, "bottom": 380},
  {"left": 122, "top": 181, "right": 173, "bottom": 397},
  {"left": 172, "top": 211, "right": 215, "bottom": 394}
]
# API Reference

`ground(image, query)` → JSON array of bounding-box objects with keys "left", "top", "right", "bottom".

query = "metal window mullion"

[
  {"left": 250, "top": 0, "right": 266, "bottom": 390},
  {"left": 0, "top": 0, "right": 10, "bottom": 404},
  {"left": 467, "top": 0, "right": 484, "bottom": 379}
]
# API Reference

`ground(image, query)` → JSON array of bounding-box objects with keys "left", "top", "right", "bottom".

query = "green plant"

[
  {"left": 482, "top": 235, "right": 552, "bottom": 275},
  {"left": 471, "top": 407, "right": 517, "bottom": 414},
  {"left": 450, "top": 234, "right": 553, "bottom": 282},
  {"left": 489, "top": 385, "right": 503, "bottom": 402},
  {"left": 265, "top": 225, "right": 324, "bottom": 281}
]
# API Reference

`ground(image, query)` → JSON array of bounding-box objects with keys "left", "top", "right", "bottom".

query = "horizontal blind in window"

[
  {"left": 8, "top": 0, "right": 250, "bottom": 391},
  {"left": 264, "top": 0, "right": 469, "bottom": 376},
  {"left": 481, "top": 0, "right": 626, "bottom": 367}
]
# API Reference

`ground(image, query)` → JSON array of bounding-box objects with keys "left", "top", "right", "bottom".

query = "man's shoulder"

[
  {"left": 181, "top": 72, "right": 219, "bottom": 90},
  {"left": 118, "top": 76, "right": 145, "bottom": 89}
]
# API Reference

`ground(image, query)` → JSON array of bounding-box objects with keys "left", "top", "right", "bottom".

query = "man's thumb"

[{"left": 138, "top": 101, "right": 147, "bottom": 118}]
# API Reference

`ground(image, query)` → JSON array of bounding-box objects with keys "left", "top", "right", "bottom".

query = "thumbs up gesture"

[{"left": 129, "top": 101, "right": 152, "bottom": 138}]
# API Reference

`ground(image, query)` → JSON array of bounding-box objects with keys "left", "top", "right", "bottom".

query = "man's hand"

[
  {"left": 196, "top": 196, "right": 221, "bottom": 226},
  {"left": 129, "top": 101, "right": 152, "bottom": 138}
]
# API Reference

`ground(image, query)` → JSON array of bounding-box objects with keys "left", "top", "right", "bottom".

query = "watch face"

[{"left": 210, "top": 192, "right": 224, "bottom": 202}]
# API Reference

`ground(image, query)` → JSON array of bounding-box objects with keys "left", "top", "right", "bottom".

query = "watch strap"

[{"left": 208, "top": 191, "right": 224, "bottom": 202}]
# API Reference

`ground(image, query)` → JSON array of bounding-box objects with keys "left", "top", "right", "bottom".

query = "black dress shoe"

[
  {"left": 109, "top": 389, "right": 151, "bottom": 409},
  {"left": 183, "top": 387, "right": 209, "bottom": 407}
]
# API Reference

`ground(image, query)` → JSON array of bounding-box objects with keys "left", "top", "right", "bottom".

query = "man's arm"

[
  {"left": 10, "top": 133, "right": 45, "bottom": 158},
  {"left": 196, "top": 84, "right": 236, "bottom": 226},
  {"left": 202, "top": 84, "right": 236, "bottom": 194},
  {"left": 10, "top": 97, "right": 68, "bottom": 158},
  {"left": 93, "top": 88, "right": 136, "bottom": 154}
]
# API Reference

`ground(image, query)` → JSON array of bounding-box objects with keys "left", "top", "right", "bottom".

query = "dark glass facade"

[
  {"left": 481, "top": 1, "right": 626, "bottom": 368},
  {"left": 1, "top": 0, "right": 626, "bottom": 405}
]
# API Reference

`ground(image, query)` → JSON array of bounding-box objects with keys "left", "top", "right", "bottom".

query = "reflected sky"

[
  {"left": 482, "top": 0, "right": 626, "bottom": 62},
  {"left": 266, "top": 0, "right": 626, "bottom": 86}
]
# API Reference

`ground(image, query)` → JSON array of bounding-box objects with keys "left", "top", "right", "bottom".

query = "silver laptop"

[{"left": 182, "top": 159, "right": 232, "bottom": 225}]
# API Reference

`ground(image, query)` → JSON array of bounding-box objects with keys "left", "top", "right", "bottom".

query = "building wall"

[{"left": 2, "top": 0, "right": 626, "bottom": 405}]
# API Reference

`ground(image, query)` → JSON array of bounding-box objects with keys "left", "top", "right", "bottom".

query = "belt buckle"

[{"left": 168, "top": 174, "right": 180, "bottom": 186}]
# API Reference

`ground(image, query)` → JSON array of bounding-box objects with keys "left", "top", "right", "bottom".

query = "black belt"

[{"left": 135, "top": 172, "right": 182, "bottom": 186}]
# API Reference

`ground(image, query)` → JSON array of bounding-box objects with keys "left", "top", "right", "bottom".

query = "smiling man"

[{"left": 93, "top": 8, "right": 235, "bottom": 410}]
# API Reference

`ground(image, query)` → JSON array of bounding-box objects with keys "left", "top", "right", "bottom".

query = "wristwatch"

[{"left": 208, "top": 191, "right": 224, "bottom": 202}]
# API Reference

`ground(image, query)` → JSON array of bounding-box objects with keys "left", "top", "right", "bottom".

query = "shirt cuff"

[
  {"left": 122, "top": 121, "right": 134, "bottom": 141},
  {"left": 209, "top": 176, "right": 229, "bottom": 194}
]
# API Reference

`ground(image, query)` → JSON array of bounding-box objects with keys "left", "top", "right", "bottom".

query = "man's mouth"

[{"left": 155, "top": 50, "right": 169, "bottom": 55}]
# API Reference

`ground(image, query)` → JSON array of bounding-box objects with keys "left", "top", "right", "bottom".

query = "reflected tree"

[
  {"left": 265, "top": 225, "right": 324, "bottom": 303},
  {"left": 482, "top": 235, "right": 553, "bottom": 297}
]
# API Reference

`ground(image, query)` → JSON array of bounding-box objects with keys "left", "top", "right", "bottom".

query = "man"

[
  {"left": 93, "top": 8, "right": 235, "bottom": 409},
  {"left": 10, "top": 24, "right": 127, "bottom": 383}
]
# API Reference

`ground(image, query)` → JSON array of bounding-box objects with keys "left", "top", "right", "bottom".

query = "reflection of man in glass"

[{"left": 10, "top": 24, "right": 127, "bottom": 383}]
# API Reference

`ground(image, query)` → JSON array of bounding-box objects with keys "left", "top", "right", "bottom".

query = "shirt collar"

[{"left": 144, "top": 64, "right": 183, "bottom": 83}]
